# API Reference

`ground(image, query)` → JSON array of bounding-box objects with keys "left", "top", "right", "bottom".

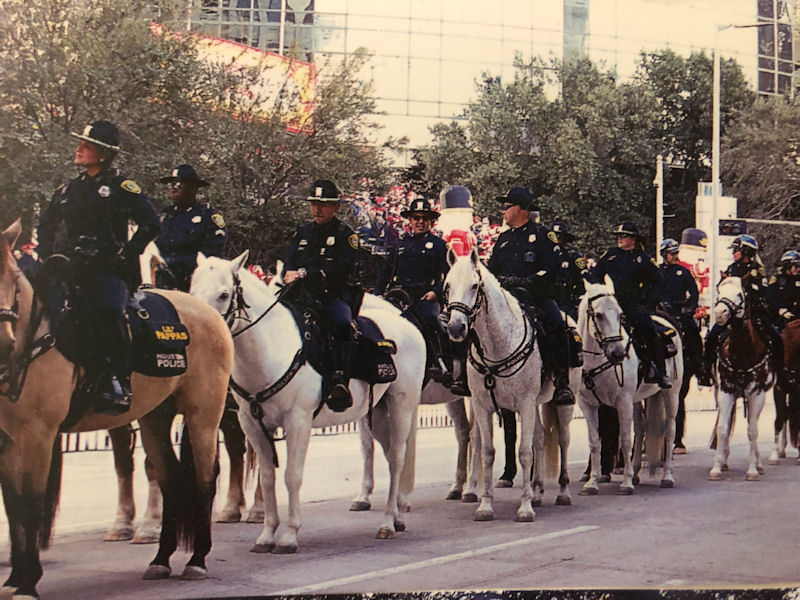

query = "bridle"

[
  {"left": 585, "top": 292, "right": 624, "bottom": 351},
  {"left": 221, "top": 272, "right": 284, "bottom": 339},
  {"left": 581, "top": 290, "right": 631, "bottom": 394},
  {"left": 443, "top": 273, "right": 486, "bottom": 329},
  {"left": 715, "top": 285, "right": 745, "bottom": 323}
]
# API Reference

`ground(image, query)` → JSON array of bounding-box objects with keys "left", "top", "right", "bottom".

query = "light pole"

[{"left": 710, "top": 22, "right": 771, "bottom": 308}]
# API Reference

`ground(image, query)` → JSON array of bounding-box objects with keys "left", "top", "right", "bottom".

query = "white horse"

[
  {"left": 708, "top": 276, "right": 772, "bottom": 481},
  {"left": 190, "top": 252, "right": 425, "bottom": 552},
  {"left": 577, "top": 279, "right": 683, "bottom": 494},
  {"left": 443, "top": 247, "right": 576, "bottom": 521}
]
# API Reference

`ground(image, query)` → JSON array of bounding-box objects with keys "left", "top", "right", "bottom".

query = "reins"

[{"left": 580, "top": 292, "right": 631, "bottom": 400}]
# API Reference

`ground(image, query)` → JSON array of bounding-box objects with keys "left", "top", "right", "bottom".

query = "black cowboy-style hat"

[
  {"left": 611, "top": 221, "right": 641, "bottom": 237},
  {"left": 306, "top": 179, "right": 346, "bottom": 202},
  {"left": 159, "top": 164, "right": 211, "bottom": 188},
  {"left": 70, "top": 120, "right": 121, "bottom": 152},
  {"left": 551, "top": 220, "right": 575, "bottom": 241},
  {"left": 400, "top": 198, "right": 440, "bottom": 219},
  {"left": 495, "top": 187, "right": 536, "bottom": 211}
]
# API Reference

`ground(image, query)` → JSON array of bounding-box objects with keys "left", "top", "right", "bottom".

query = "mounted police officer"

[
  {"left": 588, "top": 221, "right": 670, "bottom": 388},
  {"left": 36, "top": 120, "right": 161, "bottom": 414},
  {"left": 283, "top": 179, "right": 362, "bottom": 412},
  {"left": 769, "top": 250, "right": 800, "bottom": 329},
  {"left": 487, "top": 187, "right": 574, "bottom": 405},
  {"left": 551, "top": 220, "right": 587, "bottom": 321},
  {"left": 698, "top": 234, "right": 785, "bottom": 387},
  {"left": 381, "top": 198, "right": 453, "bottom": 385},
  {"left": 155, "top": 164, "right": 226, "bottom": 291}
]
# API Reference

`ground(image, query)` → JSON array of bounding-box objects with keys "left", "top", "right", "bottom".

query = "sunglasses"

[
  {"left": 502, "top": 203, "right": 515, "bottom": 211},
  {"left": 167, "top": 181, "right": 184, "bottom": 190}
]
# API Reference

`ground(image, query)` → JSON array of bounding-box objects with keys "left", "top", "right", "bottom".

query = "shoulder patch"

[
  {"left": 211, "top": 213, "right": 225, "bottom": 228},
  {"left": 769, "top": 275, "right": 777, "bottom": 285},
  {"left": 348, "top": 233, "right": 359, "bottom": 250},
  {"left": 120, "top": 180, "right": 141, "bottom": 194},
  {"left": 547, "top": 231, "right": 558, "bottom": 244},
  {"left": 575, "top": 257, "right": 587, "bottom": 270},
  {"left": 650, "top": 257, "right": 658, "bottom": 266}
]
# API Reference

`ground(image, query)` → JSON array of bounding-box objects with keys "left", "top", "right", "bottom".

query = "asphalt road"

[{"left": 2, "top": 394, "right": 800, "bottom": 599}]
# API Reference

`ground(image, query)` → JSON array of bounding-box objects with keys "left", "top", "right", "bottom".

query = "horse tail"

[
  {"left": 399, "top": 405, "right": 418, "bottom": 498},
  {"left": 40, "top": 435, "right": 63, "bottom": 550},
  {"left": 174, "top": 427, "right": 218, "bottom": 551},
  {"left": 644, "top": 396, "right": 667, "bottom": 477},
  {"left": 541, "top": 402, "right": 560, "bottom": 480}
]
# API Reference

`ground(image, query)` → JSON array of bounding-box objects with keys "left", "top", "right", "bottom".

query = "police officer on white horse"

[
  {"left": 488, "top": 186, "right": 574, "bottom": 405},
  {"left": 283, "top": 179, "right": 362, "bottom": 412},
  {"left": 588, "top": 221, "right": 671, "bottom": 389},
  {"left": 155, "top": 164, "right": 226, "bottom": 291},
  {"left": 36, "top": 120, "right": 161, "bottom": 414}
]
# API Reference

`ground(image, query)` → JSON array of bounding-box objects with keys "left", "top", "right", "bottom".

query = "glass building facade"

[{"left": 191, "top": 0, "right": 798, "bottom": 152}]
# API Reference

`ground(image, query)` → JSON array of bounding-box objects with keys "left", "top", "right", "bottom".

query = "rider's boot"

[
  {"left": 326, "top": 341, "right": 356, "bottom": 412},
  {"left": 449, "top": 357, "right": 471, "bottom": 397},
  {"left": 552, "top": 365, "right": 575, "bottom": 405},
  {"left": 96, "top": 313, "right": 133, "bottom": 416}
]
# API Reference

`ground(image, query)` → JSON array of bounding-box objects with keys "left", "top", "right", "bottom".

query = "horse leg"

[
  {"left": 516, "top": 402, "right": 536, "bottom": 522},
  {"left": 579, "top": 403, "right": 601, "bottom": 495},
  {"left": 555, "top": 403, "right": 574, "bottom": 505},
  {"left": 462, "top": 400, "right": 481, "bottom": 503},
  {"left": 631, "top": 401, "right": 644, "bottom": 486},
  {"left": 273, "top": 415, "right": 313, "bottom": 553},
  {"left": 105, "top": 425, "right": 137, "bottom": 541},
  {"left": 746, "top": 392, "right": 766, "bottom": 480},
  {"left": 132, "top": 456, "right": 163, "bottom": 544},
  {"left": 445, "top": 398, "right": 470, "bottom": 500},
  {"left": 217, "top": 408, "right": 246, "bottom": 523},
  {"left": 617, "top": 400, "right": 635, "bottom": 494},
  {"left": 660, "top": 391, "right": 679, "bottom": 488},
  {"left": 530, "top": 406, "right": 544, "bottom": 508},
  {"left": 370, "top": 400, "right": 411, "bottom": 515},
  {"left": 473, "top": 404, "right": 496, "bottom": 521},
  {"left": 770, "top": 386, "right": 788, "bottom": 464},
  {"left": 710, "top": 393, "right": 735, "bottom": 480},
  {"left": 351, "top": 415, "right": 375, "bottom": 511},
  {"left": 247, "top": 462, "right": 265, "bottom": 523}
]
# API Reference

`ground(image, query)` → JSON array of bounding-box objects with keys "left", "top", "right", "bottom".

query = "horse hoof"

[
  {"left": 376, "top": 527, "right": 395, "bottom": 539},
  {"left": 597, "top": 474, "right": 611, "bottom": 483},
  {"left": 495, "top": 479, "right": 513, "bottom": 488},
  {"left": 532, "top": 497, "right": 542, "bottom": 508},
  {"left": 246, "top": 511, "right": 265, "bottom": 523},
  {"left": 142, "top": 564, "right": 171, "bottom": 580},
  {"left": 250, "top": 543, "right": 275, "bottom": 553},
  {"left": 778, "top": 449, "right": 787, "bottom": 459},
  {"left": 131, "top": 531, "right": 160, "bottom": 545},
  {"left": 555, "top": 495, "right": 572, "bottom": 506},
  {"left": 104, "top": 526, "right": 134, "bottom": 542},
  {"left": 515, "top": 511, "right": 535, "bottom": 523},
  {"left": 579, "top": 486, "right": 598, "bottom": 496},
  {"left": 768, "top": 457, "right": 780, "bottom": 465},
  {"left": 660, "top": 479, "right": 674, "bottom": 489},
  {"left": 394, "top": 519, "right": 406, "bottom": 532},
  {"left": 399, "top": 502, "right": 411, "bottom": 513},
  {"left": 216, "top": 511, "right": 242, "bottom": 523},
  {"left": 474, "top": 509, "right": 495, "bottom": 521},
  {"left": 721, "top": 464, "right": 729, "bottom": 472},
  {"left": 272, "top": 543, "right": 298, "bottom": 554},
  {"left": 180, "top": 565, "right": 207, "bottom": 581},
  {"left": 708, "top": 471, "right": 722, "bottom": 481},
  {"left": 445, "top": 490, "right": 462, "bottom": 500},
  {"left": 757, "top": 465, "right": 765, "bottom": 475},
  {"left": 745, "top": 473, "right": 760, "bottom": 481},
  {"left": 349, "top": 500, "right": 371, "bottom": 512},
  {"left": 618, "top": 486, "right": 634, "bottom": 495},
  {"left": 461, "top": 492, "right": 479, "bottom": 503}
]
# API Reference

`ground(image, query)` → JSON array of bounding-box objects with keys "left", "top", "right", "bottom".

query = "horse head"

[
  {"left": 443, "top": 245, "right": 484, "bottom": 343},
  {"left": 191, "top": 250, "right": 251, "bottom": 326},
  {"left": 581, "top": 277, "right": 627, "bottom": 364},
  {"left": 0, "top": 220, "right": 23, "bottom": 363},
  {"left": 714, "top": 276, "right": 745, "bottom": 326}
]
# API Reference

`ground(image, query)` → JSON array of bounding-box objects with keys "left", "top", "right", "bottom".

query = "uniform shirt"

[
  {"left": 37, "top": 167, "right": 160, "bottom": 274},
  {"left": 156, "top": 202, "right": 227, "bottom": 288},
  {"left": 284, "top": 217, "right": 360, "bottom": 303},
  {"left": 555, "top": 247, "right": 587, "bottom": 312},
  {"left": 769, "top": 272, "right": 800, "bottom": 321},
  {"left": 589, "top": 246, "right": 661, "bottom": 309},
  {"left": 658, "top": 262, "right": 699, "bottom": 316},
  {"left": 383, "top": 231, "right": 448, "bottom": 300},
  {"left": 487, "top": 219, "right": 560, "bottom": 301}
]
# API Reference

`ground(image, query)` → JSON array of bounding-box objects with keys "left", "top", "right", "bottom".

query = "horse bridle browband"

[{"left": 585, "top": 292, "right": 624, "bottom": 350}]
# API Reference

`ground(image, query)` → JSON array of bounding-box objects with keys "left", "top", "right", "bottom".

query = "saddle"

[
  {"left": 517, "top": 303, "right": 584, "bottom": 373},
  {"left": 280, "top": 299, "right": 398, "bottom": 387}
]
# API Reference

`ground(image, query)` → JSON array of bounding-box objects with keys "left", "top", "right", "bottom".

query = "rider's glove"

[{"left": 779, "top": 308, "right": 795, "bottom": 321}]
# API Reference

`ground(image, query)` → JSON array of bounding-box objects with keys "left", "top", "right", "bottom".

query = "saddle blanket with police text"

[{"left": 126, "top": 291, "right": 190, "bottom": 377}]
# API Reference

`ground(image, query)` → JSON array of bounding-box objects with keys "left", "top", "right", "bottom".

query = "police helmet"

[
  {"left": 780, "top": 249, "right": 800, "bottom": 268},
  {"left": 70, "top": 120, "right": 121, "bottom": 152},
  {"left": 729, "top": 234, "right": 758, "bottom": 256},
  {"left": 611, "top": 221, "right": 640, "bottom": 237},
  {"left": 659, "top": 238, "right": 680, "bottom": 256}
]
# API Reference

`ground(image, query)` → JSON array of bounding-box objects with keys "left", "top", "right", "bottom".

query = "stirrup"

[
  {"left": 326, "top": 382, "right": 352, "bottom": 413},
  {"left": 552, "top": 385, "right": 575, "bottom": 406},
  {"left": 97, "top": 376, "right": 132, "bottom": 416},
  {"left": 450, "top": 377, "right": 470, "bottom": 397}
]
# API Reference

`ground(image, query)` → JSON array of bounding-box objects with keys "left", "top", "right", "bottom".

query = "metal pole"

[
  {"left": 655, "top": 154, "right": 664, "bottom": 260},
  {"left": 711, "top": 27, "right": 722, "bottom": 309},
  {"left": 279, "top": 0, "right": 287, "bottom": 56}
]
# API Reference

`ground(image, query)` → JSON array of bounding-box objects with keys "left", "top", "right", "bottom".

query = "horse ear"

[
  {"left": 231, "top": 250, "right": 249, "bottom": 273},
  {"left": 604, "top": 274, "right": 615, "bottom": 294},
  {"left": 1, "top": 219, "right": 22, "bottom": 248},
  {"left": 469, "top": 245, "right": 480, "bottom": 266},
  {"left": 196, "top": 252, "right": 207, "bottom": 266},
  {"left": 720, "top": 271, "right": 727, "bottom": 281},
  {"left": 446, "top": 246, "right": 458, "bottom": 267}
]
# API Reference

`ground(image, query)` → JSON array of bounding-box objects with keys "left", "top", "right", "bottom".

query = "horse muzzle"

[
  {"left": 607, "top": 344, "right": 626, "bottom": 365},
  {"left": 714, "top": 305, "right": 730, "bottom": 327},
  {"left": 447, "top": 317, "right": 468, "bottom": 343}
]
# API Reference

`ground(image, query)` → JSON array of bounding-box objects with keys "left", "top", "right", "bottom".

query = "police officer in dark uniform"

[
  {"left": 487, "top": 187, "right": 574, "bottom": 405},
  {"left": 283, "top": 179, "right": 362, "bottom": 412},
  {"left": 551, "top": 220, "right": 587, "bottom": 321},
  {"left": 155, "top": 164, "right": 227, "bottom": 292},
  {"left": 698, "top": 234, "right": 785, "bottom": 387},
  {"left": 769, "top": 250, "right": 800, "bottom": 327},
  {"left": 588, "top": 221, "right": 670, "bottom": 388},
  {"left": 381, "top": 198, "right": 452, "bottom": 384},
  {"left": 37, "top": 120, "right": 161, "bottom": 414}
]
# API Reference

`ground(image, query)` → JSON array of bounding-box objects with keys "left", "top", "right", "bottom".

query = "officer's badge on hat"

[
  {"left": 400, "top": 198, "right": 440, "bottom": 219},
  {"left": 495, "top": 187, "right": 536, "bottom": 211},
  {"left": 306, "top": 179, "right": 343, "bottom": 202},
  {"left": 70, "top": 120, "right": 121, "bottom": 152},
  {"left": 159, "top": 164, "right": 210, "bottom": 188},
  {"left": 611, "top": 221, "right": 641, "bottom": 237}
]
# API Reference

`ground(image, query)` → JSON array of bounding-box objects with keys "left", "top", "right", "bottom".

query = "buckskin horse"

[
  {"left": 708, "top": 275, "right": 773, "bottom": 481},
  {"left": 0, "top": 219, "right": 233, "bottom": 599},
  {"left": 190, "top": 251, "right": 424, "bottom": 552}
]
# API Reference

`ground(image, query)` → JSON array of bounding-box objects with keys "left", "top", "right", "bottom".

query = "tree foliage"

[{"left": 0, "top": 0, "right": 400, "bottom": 266}]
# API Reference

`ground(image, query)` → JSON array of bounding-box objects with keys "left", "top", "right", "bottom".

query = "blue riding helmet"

[
  {"left": 659, "top": 238, "right": 679, "bottom": 255},
  {"left": 729, "top": 234, "right": 758, "bottom": 255},
  {"left": 780, "top": 249, "right": 800, "bottom": 268}
]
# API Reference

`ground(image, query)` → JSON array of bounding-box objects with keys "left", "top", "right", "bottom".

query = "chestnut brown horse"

[
  {"left": 770, "top": 320, "right": 800, "bottom": 464},
  {"left": 0, "top": 220, "right": 233, "bottom": 599}
]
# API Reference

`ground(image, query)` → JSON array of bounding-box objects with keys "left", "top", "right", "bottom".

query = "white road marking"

[{"left": 273, "top": 525, "right": 599, "bottom": 595}]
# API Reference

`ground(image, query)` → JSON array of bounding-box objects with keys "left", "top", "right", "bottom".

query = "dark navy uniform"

[
  {"left": 156, "top": 203, "right": 227, "bottom": 291},
  {"left": 772, "top": 272, "right": 800, "bottom": 327},
  {"left": 556, "top": 248, "right": 587, "bottom": 321}
]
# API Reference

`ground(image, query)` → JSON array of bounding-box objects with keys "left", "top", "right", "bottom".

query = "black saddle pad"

[{"left": 126, "top": 291, "right": 190, "bottom": 377}]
